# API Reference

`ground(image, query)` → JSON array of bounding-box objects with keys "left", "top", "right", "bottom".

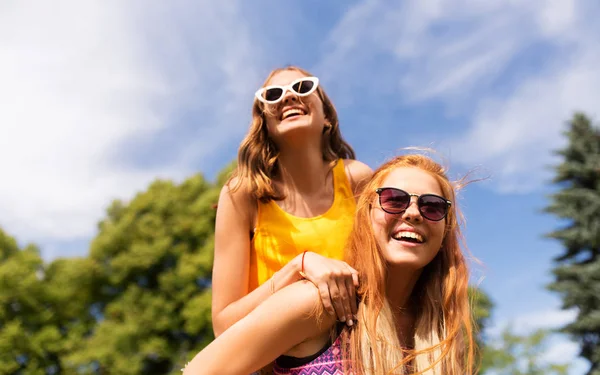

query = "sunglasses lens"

[
  {"left": 418, "top": 195, "right": 448, "bottom": 221},
  {"left": 379, "top": 188, "right": 410, "bottom": 214},
  {"left": 263, "top": 87, "right": 283, "bottom": 102},
  {"left": 292, "top": 79, "right": 315, "bottom": 95}
]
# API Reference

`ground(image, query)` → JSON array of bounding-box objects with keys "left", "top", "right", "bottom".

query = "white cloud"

[
  {"left": 317, "top": 0, "right": 600, "bottom": 193},
  {"left": 0, "top": 1, "right": 261, "bottom": 250},
  {"left": 541, "top": 339, "right": 579, "bottom": 364},
  {"left": 540, "top": 338, "right": 589, "bottom": 375},
  {"left": 488, "top": 308, "right": 577, "bottom": 337},
  {"left": 448, "top": 47, "right": 600, "bottom": 192}
]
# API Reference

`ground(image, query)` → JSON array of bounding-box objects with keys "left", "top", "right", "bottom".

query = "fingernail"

[{"left": 347, "top": 319, "right": 354, "bottom": 326}]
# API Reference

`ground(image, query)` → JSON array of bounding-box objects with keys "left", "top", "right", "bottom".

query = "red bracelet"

[{"left": 299, "top": 251, "right": 308, "bottom": 279}]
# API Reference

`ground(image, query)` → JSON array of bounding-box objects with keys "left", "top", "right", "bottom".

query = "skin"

[
  {"left": 185, "top": 167, "right": 448, "bottom": 375},
  {"left": 373, "top": 167, "right": 446, "bottom": 333},
  {"left": 211, "top": 70, "right": 373, "bottom": 338},
  {"left": 264, "top": 70, "right": 326, "bottom": 149}
]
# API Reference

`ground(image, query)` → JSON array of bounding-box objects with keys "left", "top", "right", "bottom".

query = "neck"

[
  {"left": 385, "top": 266, "right": 422, "bottom": 311},
  {"left": 276, "top": 140, "right": 330, "bottom": 195},
  {"left": 385, "top": 266, "right": 422, "bottom": 348}
]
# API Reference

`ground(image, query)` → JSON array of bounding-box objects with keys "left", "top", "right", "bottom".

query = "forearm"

[
  {"left": 213, "top": 257, "right": 303, "bottom": 336},
  {"left": 186, "top": 281, "right": 331, "bottom": 375}
]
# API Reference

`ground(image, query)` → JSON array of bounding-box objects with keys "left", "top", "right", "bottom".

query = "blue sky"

[{"left": 2, "top": 1, "right": 599, "bottom": 373}]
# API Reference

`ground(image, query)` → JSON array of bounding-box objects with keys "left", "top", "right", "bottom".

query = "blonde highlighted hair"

[
  {"left": 343, "top": 154, "right": 476, "bottom": 374},
  {"left": 230, "top": 66, "right": 355, "bottom": 202}
]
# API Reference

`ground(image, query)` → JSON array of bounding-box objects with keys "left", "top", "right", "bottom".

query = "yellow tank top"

[{"left": 248, "top": 159, "right": 357, "bottom": 291}]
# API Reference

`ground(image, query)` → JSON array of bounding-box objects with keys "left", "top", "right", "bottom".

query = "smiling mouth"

[
  {"left": 280, "top": 108, "right": 307, "bottom": 120},
  {"left": 391, "top": 231, "right": 425, "bottom": 244}
]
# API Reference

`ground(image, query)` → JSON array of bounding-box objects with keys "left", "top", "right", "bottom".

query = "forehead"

[
  {"left": 266, "top": 70, "right": 307, "bottom": 86},
  {"left": 380, "top": 167, "right": 443, "bottom": 196}
]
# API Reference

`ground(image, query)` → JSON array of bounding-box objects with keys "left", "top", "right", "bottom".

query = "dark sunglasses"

[
  {"left": 254, "top": 76, "right": 319, "bottom": 104},
  {"left": 375, "top": 187, "right": 452, "bottom": 222}
]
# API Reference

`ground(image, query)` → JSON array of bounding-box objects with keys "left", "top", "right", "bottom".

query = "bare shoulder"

[
  {"left": 342, "top": 159, "right": 374, "bottom": 196},
  {"left": 280, "top": 280, "right": 324, "bottom": 317},
  {"left": 218, "top": 176, "right": 254, "bottom": 211},
  {"left": 342, "top": 159, "right": 373, "bottom": 177},
  {"left": 275, "top": 281, "right": 337, "bottom": 357},
  {"left": 215, "top": 175, "right": 256, "bottom": 231},
  {"left": 269, "top": 280, "right": 337, "bottom": 336}
]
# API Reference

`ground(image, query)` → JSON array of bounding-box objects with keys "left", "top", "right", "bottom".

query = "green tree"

[
  {"left": 545, "top": 113, "right": 600, "bottom": 374},
  {"left": 471, "top": 286, "right": 493, "bottom": 342},
  {"left": 481, "top": 327, "right": 569, "bottom": 375},
  {"left": 471, "top": 289, "right": 572, "bottom": 375},
  {"left": 0, "top": 228, "right": 98, "bottom": 374},
  {"left": 470, "top": 286, "right": 493, "bottom": 373},
  {"left": 67, "top": 170, "right": 225, "bottom": 374}
]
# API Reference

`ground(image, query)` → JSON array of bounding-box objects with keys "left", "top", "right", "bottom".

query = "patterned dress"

[{"left": 272, "top": 327, "right": 351, "bottom": 375}]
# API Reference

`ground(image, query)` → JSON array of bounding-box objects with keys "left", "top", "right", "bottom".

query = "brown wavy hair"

[
  {"left": 343, "top": 154, "right": 476, "bottom": 374},
  {"left": 230, "top": 66, "right": 355, "bottom": 202}
]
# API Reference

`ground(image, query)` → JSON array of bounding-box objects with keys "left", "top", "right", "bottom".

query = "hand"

[{"left": 298, "top": 252, "right": 359, "bottom": 325}]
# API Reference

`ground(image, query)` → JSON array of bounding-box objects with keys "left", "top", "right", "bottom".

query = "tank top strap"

[{"left": 332, "top": 159, "right": 353, "bottom": 200}]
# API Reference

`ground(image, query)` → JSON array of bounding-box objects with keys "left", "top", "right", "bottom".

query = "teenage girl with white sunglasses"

[{"left": 210, "top": 66, "right": 373, "bottom": 353}]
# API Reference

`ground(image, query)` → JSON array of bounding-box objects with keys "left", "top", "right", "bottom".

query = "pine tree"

[{"left": 545, "top": 112, "right": 600, "bottom": 375}]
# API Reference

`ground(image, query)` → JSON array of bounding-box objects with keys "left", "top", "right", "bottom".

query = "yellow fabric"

[{"left": 248, "top": 159, "right": 357, "bottom": 291}]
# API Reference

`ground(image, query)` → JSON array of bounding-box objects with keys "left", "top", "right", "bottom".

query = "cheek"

[
  {"left": 370, "top": 210, "right": 390, "bottom": 243},
  {"left": 265, "top": 112, "right": 279, "bottom": 132},
  {"left": 266, "top": 117, "right": 276, "bottom": 130},
  {"left": 307, "top": 97, "right": 325, "bottom": 119},
  {"left": 428, "top": 223, "right": 446, "bottom": 250}
]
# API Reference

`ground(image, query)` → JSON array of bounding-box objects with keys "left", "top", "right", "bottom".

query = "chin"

[
  {"left": 386, "top": 256, "right": 426, "bottom": 269},
  {"left": 275, "top": 118, "right": 322, "bottom": 139},
  {"left": 278, "top": 115, "right": 313, "bottom": 129},
  {"left": 384, "top": 244, "right": 435, "bottom": 269}
]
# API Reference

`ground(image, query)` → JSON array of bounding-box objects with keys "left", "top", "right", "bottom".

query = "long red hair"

[{"left": 344, "top": 154, "right": 476, "bottom": 374}]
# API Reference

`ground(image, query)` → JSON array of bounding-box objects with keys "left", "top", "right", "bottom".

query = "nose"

[
  {"left": 401, "top": 197, "right": 423, "bottom": 223},
  {"left": 281, "top": 88, "right": 299, "bottom": 104}
]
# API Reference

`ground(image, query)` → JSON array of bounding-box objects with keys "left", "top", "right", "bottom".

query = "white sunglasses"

[{"left": 254, "top": 76, "right": 320, "bottom": 104}]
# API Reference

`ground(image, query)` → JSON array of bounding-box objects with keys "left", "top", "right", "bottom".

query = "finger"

[
  {"left": 328, "top": 280, "right": 346, "bottom": 322},
  {"left": 352, "top": 271, "right": 360, "bottom": 287},
  {"left": 346, "top": 276, "right": 358, "bottom": 317},
  {"left": 343, "top": 264, "right": 360, "bottom": 287},
  {"left": 318, "top": 282, "right": 336, "bottom": 316},
  {"left": 335, "top": 277, "right": 353, "bottom": 326}
]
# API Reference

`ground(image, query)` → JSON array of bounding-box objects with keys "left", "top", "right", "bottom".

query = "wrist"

[
  {"left": 298, "top": 250, "right": 308, "bottom": 279},
  {"left": 277, "top": 256, "right": 303, "bottom": 287},
  {"left": 290, "top": 251, "right": 308, "bottom": 281}
]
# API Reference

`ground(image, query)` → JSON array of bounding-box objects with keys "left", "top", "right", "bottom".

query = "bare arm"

[
  {"left": 343, "top": 159, "right": 374, "bottom": 198},
  {"left": 211, "top": 180, "right": 303, "bottom": 337},
  {"left": 186, "top": 281, "right": 335, "bottom": 375}
]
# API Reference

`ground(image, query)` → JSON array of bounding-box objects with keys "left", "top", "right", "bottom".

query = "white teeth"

[
  {"left": 282, "top": 108, "right": 305, "bottom": 119},
  {"left": 393, "top": 231, "right": 424, "bottom": 243}
]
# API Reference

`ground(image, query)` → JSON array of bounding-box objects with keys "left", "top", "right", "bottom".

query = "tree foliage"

[
  {"left": 545, "top": 113, "right": 600, "bottom": 374},
  {"left": 0, "top": 229, "right": 98, "bottom": 374},
  {"left": 481, "top": 327, "right": 569, "bottom": 375},
  {"left": 1, "top": 166, "right": 227, "bottom": 374},
  {"left": 65, "top": 173, "right": 222, "bottom": 374}
]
